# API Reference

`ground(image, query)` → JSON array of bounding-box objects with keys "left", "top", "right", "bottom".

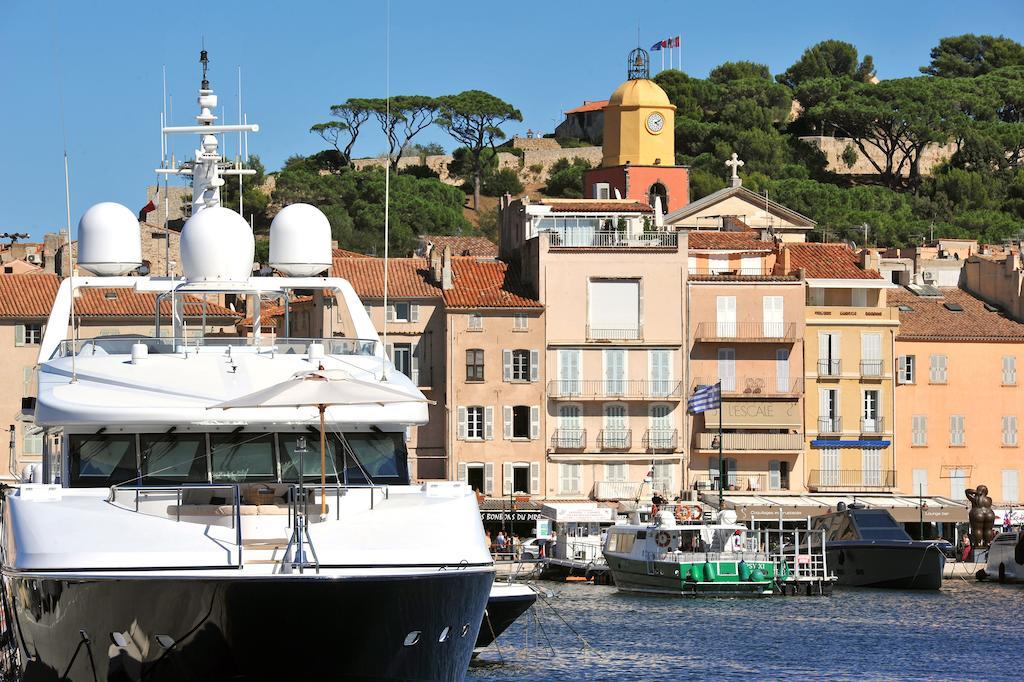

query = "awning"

[
  {"left": 811, "top": 440, "right": 891, "bottom": 448},
  {"left": 716, "top": 493, "right": 966, "bottom": 523},
  {"left": 478, "top": 499, "right": 541, "bottom": 523}
]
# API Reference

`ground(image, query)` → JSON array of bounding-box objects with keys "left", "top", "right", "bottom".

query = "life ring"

[
  {"left": 689, "top": 506, "right": 702, "bottom": 521},
  {"left": 655, "top": 530, "right": 672, "bottom": 548}
]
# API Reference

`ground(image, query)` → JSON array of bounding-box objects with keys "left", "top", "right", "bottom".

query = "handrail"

[{"left": 52, "top": 336, "right": 380, "bottom": 359}]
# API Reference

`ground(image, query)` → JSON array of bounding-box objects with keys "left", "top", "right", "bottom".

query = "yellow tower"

[{"left": 601, "top": 48, "right": 676, "bottom": 168}]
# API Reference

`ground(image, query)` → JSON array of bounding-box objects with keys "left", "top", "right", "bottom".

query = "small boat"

[
  {"left": 810, "top": 504, "right": 945, "bottom": 589},
  {"left": 476, "top": 582, "right": 537, "bottom": 651},
  {"left": 979, "top": 531, "right": 1024, "bottom": 583}
]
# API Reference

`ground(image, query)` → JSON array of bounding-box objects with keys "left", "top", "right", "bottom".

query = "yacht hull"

[
  {"left": 827, "top": 542, "right": 945, "bottom": 589},
  {"left": 475, "top": 583, "right": 536, "bottom": 650},
  {"left": 4, "top": 568, "right": 493, "bottom": 681}
]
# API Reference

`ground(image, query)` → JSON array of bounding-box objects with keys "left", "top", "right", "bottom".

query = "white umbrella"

[{"left": 211, "top": 368, "right": 427, "bottom": 514}]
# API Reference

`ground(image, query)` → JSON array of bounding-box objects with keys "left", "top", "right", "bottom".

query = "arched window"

[{"left": 648, "top": 182, "right": 668, "bottom": 213}]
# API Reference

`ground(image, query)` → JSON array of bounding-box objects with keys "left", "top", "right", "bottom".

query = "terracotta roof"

[
  {"left": 331, "top": 257, "right": 440, "bottom": 299},
  {"left": 239, "top": 296, "right": 314, "bottom": 328},
  {"left": 784, "top": 243, "right": 881, "bottom": 279},
  {"left": 0, "top": 274, "right": 239, "bottom": 319},
  {"left": 332, "top": 248, "right": 369, "bottom": 258},
  {"left": 687, "top": 230, "right": 770, "bottom": 251},
  {"left": 422, "top": 235, "right": 497, "bottom": 258},
  {"left": 544, "top": 201, "right": 653, "bottom": 213},
  {"left": 890, "top": 288, "right": 1024, "bottom": 341},
  {"left": 443, "top": 258, "right": 541, "bottom": 309},
  {"left": 564, "top": 100, "right": 608, "bottom": 114},
  {"left": 1, "top": 259, "right": 44, "bottom": 274}
]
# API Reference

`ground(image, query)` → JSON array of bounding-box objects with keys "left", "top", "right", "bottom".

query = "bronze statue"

[{"left": 965, "top": 485, "right": 995, "bottom": 548}]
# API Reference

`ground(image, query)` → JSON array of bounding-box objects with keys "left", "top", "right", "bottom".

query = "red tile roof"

[
  {"left": 0, "top": 274, "right": 239, "bottom": 319},
  {"left": 443, "top": 258, "right": 541, "bottom": 309},
  {"left": 422, "top": 235, "right": 497, "bottom": 258},
  {"left": 239, "top": 296, "right": 314, "bottom": 327},
  {"left": 564, "top": 100, "right": 608, "bottom": 114},
  {"left": 890, "top": 288, "right": 1024, "bottom": 341},
  {"left": 544, "top": 201, "right": 653, "bottom": 213},
  {"left": 687, "top": 230, "right": 770, "bottom": 251},
  {"left": 332, "top": 248, "right": 369, "bottom": 258},
  {"left": 784, "top": 243, "right": 882, "bottom": 279},
  {"left": 331, "top": 258, "right": 440, "bottom": 299}
]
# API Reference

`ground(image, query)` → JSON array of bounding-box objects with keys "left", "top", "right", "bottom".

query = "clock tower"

[{"left": 584, "top": 48, "right": 689, "bottom": 213}]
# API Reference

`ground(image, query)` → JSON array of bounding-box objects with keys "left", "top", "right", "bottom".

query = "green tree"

[
  {"left": 367, "top": 95, "right": 441, "bottom": 173},
  {"left": 437, "top": 90, "right": 522, "bottom": 211},
  {"left": 218, "top": 155, "right": 270, "bottom": 230},
  {"left": 709, "top": 61, "right": 773, "bottom": 83},
  {"left": 544, "top": 157, "right": 592, "bottom": 198},
  {"left": 777, "top": 40, "right": 875, "bottom": 89},
  {"left": 482, "top": 168, "right": 523, "bottom": 196},
  {"left": 922, "top": 34, "right": 1024, "bottom": 78},
  {"left": 310, "top": 98, "right": 375, "bottom": 164}
]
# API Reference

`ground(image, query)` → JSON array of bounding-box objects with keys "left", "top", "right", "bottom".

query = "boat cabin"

[{"left": 810, "top": 507, "right": 912, "bottom": 542}]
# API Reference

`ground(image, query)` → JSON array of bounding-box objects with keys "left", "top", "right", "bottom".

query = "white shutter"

[
  {"left": 530, "top": 406, "right": 540, "bottom": 440},
  {"left": 588, "top": 280, "right": 640, "bottom": 335},
  {"left": 950, "top": 415, "right": 965, "bottom": 446},
  {"left": 1003, "top": 470, "right": 1020, "bottom": 503},
  {"left": 503, "top": 406, "right": 513, "bottom": 440},
  {"left": 484, "top": 406, "right": 494, "bottom": 440},
  {"left": 530, "top": 462, "right": 540, "bottom": 494},
  {"left": 819, "top": 389, "right": 831, "bottom": 420},
  {"left": 1003, "top": 416, "right": 1017, "bottom": 446},
  {"left": 717, "top": 348, "right": 736, "bottom": 391},
  {"left": 484, "top": 462, "right": 494, "bottom": 495},
  {"left": 898, "top": 356, "right": 913, "bottom": 384},
  {"left": 762, "top": 296, "right": 784, "bottom": 337},
  {"left": 649, "top": 350, "right": 671, "bottom": 395},
  {"left": 385, "top": 304, "right": 396, "bottom": 322},
  {"left": 503, "top": 462, "right": 513, "bottom": 495},
  {"left": 503, "top": 349, "right": 512, "bottom": 382},
  {"left": 410, "top": 342, "right": 420, "bottom": 386},
  {"left": 457, "top": 462, "right": 467, "bottom": 483},
  {"left": 530, "top": 350, "right": 540, "bottom": 382},
  {"left": 410, "top": 304, "right": 420, "bottom": 323},
  {"left": 912, "top": 469, "right": 928, "bottom": 496},
  {"left": 15, "top": 324, "right": 25, "bottom": 347},
  {"left": 716, "top": 296, "right": 736, "bottom": 337},
  {"left": 385, "top": 342, "right": 394, "bottom": 363},
  {"left": 768, "top": 461, "right": 781, "bottom": 490},
  {"left": 457, "top": 407, "right": 467, "bottom": 440},
  {"left": 775, "top": 348, "right": 790, "bottom": 393},
  {"left": 1003, "top": 356, "right": 1016, "bottom": 385},
  {"left": 912, "top": 415, "right": 927, "bottom": 446}
]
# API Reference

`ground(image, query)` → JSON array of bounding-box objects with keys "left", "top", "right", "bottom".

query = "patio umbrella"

[{"left": 212, "top": 368, "right": 427, "bottom": 515}]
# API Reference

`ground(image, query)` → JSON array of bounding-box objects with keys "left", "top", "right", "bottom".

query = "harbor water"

[{"left": 469, "top": 572, "right": 1019, "bottom": 681}]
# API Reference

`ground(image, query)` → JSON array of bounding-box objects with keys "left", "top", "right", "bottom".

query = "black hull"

[
  {"left": 827, "top": 542, "right": 945, "bottom": 589},
  {"left": 4, "top": 569, "right": 493, "bottom": 681},
  {"left": 474, "top": 589, "right": 536, "bottom": 649}
]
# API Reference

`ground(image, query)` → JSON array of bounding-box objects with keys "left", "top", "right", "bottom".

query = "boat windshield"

[{"left": 811, "top": 509, "right": 911, "bottom": 541}]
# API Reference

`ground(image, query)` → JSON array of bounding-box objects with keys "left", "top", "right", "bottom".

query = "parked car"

[{"left": 519, "top": 537, "right": 542, "bottom": 561}]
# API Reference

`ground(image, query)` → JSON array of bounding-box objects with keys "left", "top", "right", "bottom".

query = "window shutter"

[
  {"left": 457, "top": 462, "right": 467, "bottom": 482},
  {"left": 530, "top": 462, "right": 540, "bottom": 494},
  {"left": 15, "top": 324, "right": 25, "bottom": 347},
  {"left": 530, "top": 350, "right": 540, "bottom": 382},
  {"left": 484, "top": 462, "right": 494, "bottom": 495},
  {"left": 1004, "top": 356, "right": 1016, "bottom": 384},
  {"left": 484, "top": 406, "right": 494, "bottom": 440},
  {"left": 502, "top": 350, "right": 512, "bottom": 381},
  {"left": 385, "top": 304, "right": 396, "bottom": 322},
  {"left": 897, "top": 356, "right": 907, "bottom": 384},
  {"left": 410, "top": 304, "right": 419, "bottom": 323},
  {"left": 1004, "top": 470, "right": 1020, "bottom": 503},
  {"left": 411, "top": 342, "right": 420, "bottom": 386},
  {"left": 457, "top": 407, "right": 467, "bottom": 440},
  {"left": 385, "top": 343, "right": 394, "bottom": 362},
  {"left": 530, "top": 406, "right": 541, "bottom": 439},
  {"left": 503, "top": 462, "right": 513, "bottom": 495},
  {"left": 503, "top": 406, "right": 513, "bottom": 440},
  {"left": 769, "top": 461, "right": 781, "bottom": 490}
]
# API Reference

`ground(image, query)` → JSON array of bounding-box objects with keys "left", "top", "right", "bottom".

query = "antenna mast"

[{"left": 381, "top": 0, "right": 391, "bottom": 382}]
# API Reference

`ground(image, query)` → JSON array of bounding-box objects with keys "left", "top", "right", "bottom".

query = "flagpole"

[
  {"left": 718, "top": 386, "right": 724, "bottom": 511},
  {"left": 661, "top": 49, "right": 664, "bottom": 72}
]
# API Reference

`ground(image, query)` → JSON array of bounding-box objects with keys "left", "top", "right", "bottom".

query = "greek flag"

[{"left": 688, "top": 382, "right": 721, "bottom": 414}]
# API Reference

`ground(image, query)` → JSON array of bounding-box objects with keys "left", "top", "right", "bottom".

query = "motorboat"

[
  {"left": 809, "top": 505, "right": 945, "bottom": 589},
  {"left": 475, "top": 582, "right": 537, "bottom": 652},
  {"left": 0, "top": 52, "right": 492, "bottom": 681},
  {"left": 979, "top": 531, "right": 1024, "bottom": 583}
]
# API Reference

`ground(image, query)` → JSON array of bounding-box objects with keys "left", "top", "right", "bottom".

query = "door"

[
  {"left": 558, "top": 404, "right": 582, "bottom": 447},
  {"left": 604, "top": 349, "right": 626, "bottom": 395},
  {"left": 763, "top": 296, "right": 784, "bottom": 338},
  {"left": 861, "top": 333, "right": 882, "bottom": 377},
  {"left": 821, "top": 447, "right": 840, "bottom": 487},
  {"left": 717, "top": 348, "right": 736, "bottom": 391},
  {"left": 603, "top": 404, "right": 628, "bottom": 448},
  {"left": 862, "top": 448, "right": 881, "bottom": 487},
  {"left": 775, "top": 348, "right": 790, "bottom": 393},
  {"left": 649, "top": 404, "right": 673, "bottom": 449},
  {"left": 559, "top": 349, "right": 581, "bottom": 396},
  {"left": 716, "top": 296, "right": 736, "bottom": 337},
  {"left": 862, "top": 390, "right": 879, "bottom": 433},
  {"left": 649, "top": 349, "right": 671, "bottom": 397},
  {"left": 740, "top": 255, "right": 761, "bottom": 275}
]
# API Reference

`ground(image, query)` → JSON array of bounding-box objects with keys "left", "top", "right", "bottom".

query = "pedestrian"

[
  {"left": 496, "top": 531, "right": 507, "bottom": 556},
  {"left": 485, "top": 530, "right": 492, "bottom": 553},
  {"left": 1003, "top": 515, "right": 1012, "bottom": 534},
  {"left": 960, "top": 533, "right": 971, "bottom": 563}
]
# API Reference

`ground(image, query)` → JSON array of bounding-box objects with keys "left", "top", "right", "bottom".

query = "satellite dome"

[
  {"left": 269, "top": 203, "right": 332, "bottom": 276},
  {"left": 77, "top": 202, "right": 142, "bottom": 276},
  {"left": 180, "top": 206, "right": 254, "bottom": 281}
]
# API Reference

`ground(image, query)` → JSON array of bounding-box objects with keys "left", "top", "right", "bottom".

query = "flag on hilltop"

[
  {"left": 688, "top": 382, "right": 721, "bottom": 414},
  {"left": 650, "top": 41, "right": 663, "bottom": 51},
  {"left": 672, "top": 36, "right": 681, "bottom": 47}
]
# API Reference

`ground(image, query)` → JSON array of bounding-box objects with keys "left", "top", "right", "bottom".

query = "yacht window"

[
  {"left": 69, "top": 434, "right": 138, "bottom": 487},
  {"left": 343, "top": 432, "right": 408, "bottom": 483},
  {"left": 210, "top": 434, "right": 276, "bottom": 482},
  {"left": 279, "top": 433, "right": 338, "bottom": 482},
  {"left": 140, "top": 434, "right": 208, "bottom": 484}
]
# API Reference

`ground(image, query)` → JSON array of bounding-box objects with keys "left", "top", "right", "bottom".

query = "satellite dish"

[
  {"left": 179, "top": 206, "right": 254, "bottom": 282},
  {"left": 269, "top": 203, "right": 332, "bottom": 276},
  {"left": 77, "top": 202, "right": 142, "bottom": 276}
]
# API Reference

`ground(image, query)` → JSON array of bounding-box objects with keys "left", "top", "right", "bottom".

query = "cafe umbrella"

[{"left": 211, "top": 368, "right": 427, "bottom": 515}]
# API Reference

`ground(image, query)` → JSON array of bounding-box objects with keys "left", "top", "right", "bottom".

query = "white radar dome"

[
  {"left": 180, "top": 206, "right": 255, "bottom": 282},
  {"left": 77, "top": 202, "right": 142, "bottom": 276},
  {"left": 269, "top": 203, "right": 332, "bottom": 276}
]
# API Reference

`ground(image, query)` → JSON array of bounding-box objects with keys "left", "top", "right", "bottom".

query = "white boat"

[
  {"left": 0, "top": 52, "right": 492, "bottom": 681},
  {"left": 981, "top": 531, "right": 1024, "bottom": 583}
]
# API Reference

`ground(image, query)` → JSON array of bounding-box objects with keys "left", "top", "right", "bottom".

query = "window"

[
  {"left": 513, "top": 313, "right": 528, "bottom": 330},
  {"left": 556, "top": 404, "right": 584, "bottom": 448},
  {"left": 468, "top": 313, "right": 483, "bottom": 330},
  {"left": 862, "top": 390, "right": 880, "bottom": 433},
  {"left": 559, "top": 463, "right": 581, "bottom": 494},
  {"left": 860, "top": 333, "right": 882, "bottom": 377},
  {"left": 649, "top": 404, "right": 674, "bottom": 448},
  {"left": 558, "top": 349, "right": 581, "bottom": 395},
  {"left": 819, "top": 389, "right": 839, "bottom": 433},
  {"left": 1003, "top": 356, "right": 1017, "bottom": 385},
  {"left": 21, "top": 425, "right": 43, "bottom": 457},
  {"left": 603, "top": 403, "right": 628, "bottom": 448},
  {"left": 463, "top": 406, "right": 485, "bottom": 440},
  {"left": 769, "top": 460, "right": 781, "bottom": 490},
  {"left": 461, "top": 462, "right": 491, "bottom": 494},
  {"left": 652, "top": 463, "right": 674, "bottom": 494},
  {"left": 1003, "top": 416, "right": 1018, "bottom": 447},
  {"left": 593, "top": 182, "right": 611, "bottom": 200},
  {"left": 504, "top": 405, "right": 539, "bottom": 440},
  {"left": 949, "top": 415, "right": 965, "bottom": 446},
  {"left": 898, "top": 355, "right": 916, "bottom": 384},
  {"left": 929, "top": 354, "right": 948, "bottom": 383},
  {"left": 140, "top": 433, "right": 208, "bottom": 483},
  {"left": 604, "top": 349, "right": 627, "bottom": 394},
  {"left": 911, "top": 469, "right": 928, "bottom": 496},
  {"left": 911, "top": 415, "right": 927, "bottom": 446},
  {"left": 466, "top": 349, "right": 484, "bottom": 382},
  {"left": 1003, "top": 470, "right": 1020, "bottom": 503},
  {"left": 852, "top": 288, "right": 867, "bottom": 307},
  {"left": 589, "top": 279, "right": 640, "bottom": 338},
  {"left": 390, "top": 343, "right": 412, "bottom": 379},
  {"left": 279, "top": 433, "right": 334, "bottom": 482},
  {"left": 604, "top": 463, "right": 627, "bottom": 483},
  {"left": 717, "top": 348, "right": 736, "bottom": 391},
  {"left": 648, "top": 350, "right": 672, "bottom": 396},
  {"left": 808, "top": 288, "right": 825, "bottom": 306},
  {"left": 15, "top": 323, "right": 43, "bottom": 346},
  {"left": 821, "top": 447, "right": 840, "bottom": 487},
  {"left": 818, "top": 332, "right": 840, "bottom": 375},
  {"left": 776, "top": 348, "right": 790, "bottom": 393},
  {"left": 504, "top": 349, "right": 537, "bottom": 382},
  {"left": 762, "top": 296, "right": 784, "bottom": 337},
  {"left": 716, "top": 296, "right": 736, "bottom": 337},
  {"left": 386, "top": 302, "right": 416, "bottom": 323},
  {"left": 69, "top": 434, "right": 137, "bottom": 487},
  {"left": 210, "top": 434, "right": 275, "bottom": 482},
  {"left": 504, "top": 462, "right": 534, "bottom": 495},
  {"left": 949, "top": 468, "right": 968, "bottom": 499},
  {"left": 861, "top": 448, "right": 882, "bottom": 487}
]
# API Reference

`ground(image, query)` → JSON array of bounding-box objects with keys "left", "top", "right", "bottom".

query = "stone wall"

[
  {"left": 511, "top": 136, "right": 560, "bottom": 151},
  {"left": 800, "top": 136, "right": 957, "bottom": 177}
]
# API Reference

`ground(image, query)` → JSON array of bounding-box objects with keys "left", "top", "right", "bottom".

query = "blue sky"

[{"left": 1, "top": 0, "right": 1021, "bottom": 239}]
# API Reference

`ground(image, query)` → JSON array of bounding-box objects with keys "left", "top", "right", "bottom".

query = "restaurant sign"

[
  {"left": 481, "top": 510, "right": 540, "bottom": 522},
  {"left": 704, "top": 400, "right": 801, "bottom": 428}
]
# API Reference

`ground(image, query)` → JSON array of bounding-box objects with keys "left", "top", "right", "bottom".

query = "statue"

[{"left": 965, "top": 485, "right": 995, "bottom": 548}]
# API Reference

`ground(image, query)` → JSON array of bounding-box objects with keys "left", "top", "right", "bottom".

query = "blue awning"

[{"left": 811, "top": 440, "right": 891, "bottom": 448}]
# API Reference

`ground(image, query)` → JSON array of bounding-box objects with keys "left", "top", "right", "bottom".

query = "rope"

[
  {"left": 534, "top": 590, "right": 589, "bottom": 651},
  {"left": 483, "top": 609, "right": 503, "bottom": 663}
]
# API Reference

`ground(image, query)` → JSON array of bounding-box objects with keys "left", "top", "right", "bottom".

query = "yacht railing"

[{"left": 52, "top": 336, "right": 380, "bottom": 359}]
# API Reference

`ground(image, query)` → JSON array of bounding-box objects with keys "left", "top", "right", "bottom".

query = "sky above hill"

[{"left": 1, "top": 0, "right": 1022, "bottom": 239}]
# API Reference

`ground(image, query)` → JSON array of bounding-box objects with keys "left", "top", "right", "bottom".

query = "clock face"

[{"left": 646, "top": 112, "right": 665, "bottom": 134}]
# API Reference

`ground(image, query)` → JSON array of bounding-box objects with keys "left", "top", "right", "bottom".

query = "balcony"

[
  {"left": 817, "top": 359, "right": 842, "bottom": 378},
  {"left": 691, "top": 473, "right": 779, "bottom": 493},
  {"left": 807, "top": 469, "right": 896, "bottom": 492},
  {"left": 643, "top": 429, "right": 678, "bottom": 451},
  {"left": 860, "top": 417, "right": 886, "bottom": 435},
  {"left": 694, "top": 321, "right": 797, "bottom": 343},
  {"left": 695, "top": 432, "right": 804, "bottom": 452},
  {"left": 586, "top": 325, "right": 642, "bottom": 342},
  {"left": 546, "top": 379, "right": 682, "bottom": 400},
  {"left": 597, "top": 429, "right": 631, "bottom": 450},
  {"left": 593, "top": 480, "right": 645, "bottom": 501},
  {"left": 551, "top": 429, "right": 586, "bottom": 450},
  {"left": 859, "top": 360, "right": 884, "bottom": 379},
  {"left": 818, "top": 416, "right": 842, "bottom": 435},
  {"left": 691, "top": 376, "right": 802, "bottom": 398},
  {"left": 547, "top": 228, "right": 678, "bottom": 249},
  {"left": 687, "top": 265, "right": 778, "bottom": 278}
]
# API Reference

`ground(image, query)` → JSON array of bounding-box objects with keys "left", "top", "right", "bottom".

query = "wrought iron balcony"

[
  {"left": 597, "top": 429, "right": 631, "bottom": 450},
  {"left": 691, "top": 473, "right": 775, "bottom": 492},
  {"left": 593, "top": 480, "right": 645, "bottom": 501},
  {"left": 860, "top": 417, "right": 885, "bottom": 435},
  {"left": 817, "top": 359, "right": 842, "bottom": 377},
  {"left": 694, "top": 321, "right": 796, "bottom": 343},
  {"left": 586, "top": 325, "right": 642, "bottom": 341},
  {"left": 859, "top": 360, "right": 884, "bottom": 378},
  {"left": 547, "top": 228, "right": 678, "bottom": 249},
  {"left": 550, "top": 428, "right": 586, "bottom": 450},
  {"left": 695, "top": 432, "right": 804, "bottom": 452},
  {"left": 643, "top": 429, "right": 678, "bottom": 451},
  {"left": 818, "top": 416, "right": 842, "bottom": 434},
  {"left": 690, "top": 376, "right": 802, "bottom": 397},
  {"left": 807, "top": 469, "right": 896, "bottom": 492},
  {"left": 546, "top": 379, "right": 682, "bottom": 400}
]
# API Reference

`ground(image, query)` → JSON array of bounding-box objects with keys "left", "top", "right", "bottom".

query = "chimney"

[
  {"left": 430, "top": 245, "right": 442, "bottom": 284},
  {"left": 441, "top": 245, "right": 453, "bottom": 290},
  {"left": 782, "top": 247, "right": 791, "bottom": 275}
]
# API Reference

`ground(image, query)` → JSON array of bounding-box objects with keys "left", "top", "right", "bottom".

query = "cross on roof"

[{"left": 725, "top": 152, "right": 744, "bottom": 180}]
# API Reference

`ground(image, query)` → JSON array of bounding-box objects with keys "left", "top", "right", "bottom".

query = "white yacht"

[{"left": 0, "top": 53, "right": 493, "bottom": 681}]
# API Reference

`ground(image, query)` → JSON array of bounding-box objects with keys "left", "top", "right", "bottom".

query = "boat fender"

[
  {"left": 1015, "top": 534, "right": 1024, "bottom": 565},
  {"left": 975, "top": 568, "right": 988, "bottom": 581},
  {"left": 750, "top": 568, "right": 766, "bottom": 582},
  {"left": 689, "top": 506, "right": 702, "bottom": 521},
  {"left": 738, "top": 560, "right": 752, "bottom": 581},
  {"left": 655, "top": 530, "right": 672, "bottom": 548},
  {"left": 684, "top": 568, "right": 697, "bottom": 583},
  {"left": 779, "top": 561, "right": 790, "bottom": 579},
  {"left": 998, "top": 563, "right": 1006, "bottom": 584},
  {"left": 703, "top": 561, "right": 717, "bottom": 582}
]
